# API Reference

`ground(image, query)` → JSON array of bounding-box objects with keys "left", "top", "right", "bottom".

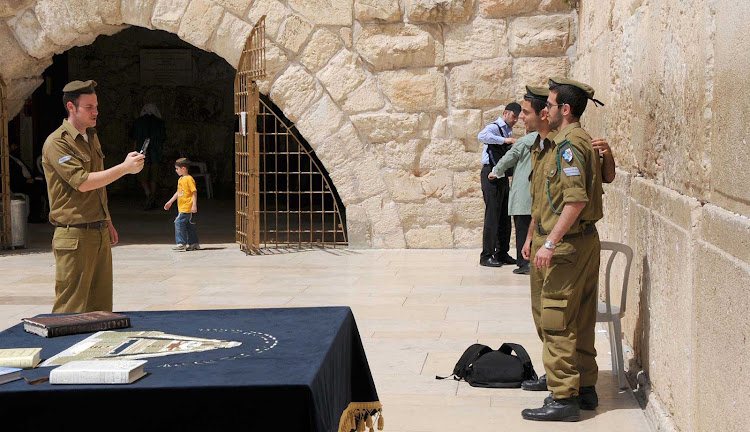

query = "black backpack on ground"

[{"left": 436, "top": 343, "right": 538, "bottom": 388}]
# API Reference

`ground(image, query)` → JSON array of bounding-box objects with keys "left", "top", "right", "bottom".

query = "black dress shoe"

[
  {"left": 479, "top": 257, "right": 502, "bottom": 267},
  {"left": 522, "top": 397, "right": 580, "bottom": 422},
  {"left": 512, "top": 265, "right": 530, "bottom": 275},
  {"left": 544, "top": 386, "right": 598, "bottom": 410},
  {"left": 495, "top": 253, "right": 517, "bottom": 265},
  {"left": 521, "top": 374, "right": 547, "bottom": 391}
]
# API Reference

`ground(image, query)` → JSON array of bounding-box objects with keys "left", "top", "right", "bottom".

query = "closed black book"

[{"left": 22, "top": 311, "right": 131, "bottom": 338}]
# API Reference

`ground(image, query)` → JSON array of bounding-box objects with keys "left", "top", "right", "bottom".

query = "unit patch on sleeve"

[
  {"left": 58, "top": 155, "right": 72, "bottom": 164},
  {"left": 562, "top": 167, "right": 581, "bottom": 176},
  {"left": 562, "top": 148, "right": 573, "bottom": 163}
]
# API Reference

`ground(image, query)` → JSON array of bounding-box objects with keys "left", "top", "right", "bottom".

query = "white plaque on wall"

[{"left": 140, "top": 49, "right": 193, "bottom": 86}]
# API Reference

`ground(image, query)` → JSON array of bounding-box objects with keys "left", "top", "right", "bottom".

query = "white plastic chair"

[
  {"left": 189, "top": 161, "right": 213, "bottom": 199},
  {"left": 596, "top": 241, "right": 634, "bottom": 389}
]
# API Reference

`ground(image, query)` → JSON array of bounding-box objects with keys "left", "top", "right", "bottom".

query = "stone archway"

[{"left": 0, "top": 0, "right": 577, "bottom": 248}]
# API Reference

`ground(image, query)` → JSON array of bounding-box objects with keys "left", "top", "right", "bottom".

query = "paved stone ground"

[{"left": 0, "top": 198, "right": 651, "bottom": 431}]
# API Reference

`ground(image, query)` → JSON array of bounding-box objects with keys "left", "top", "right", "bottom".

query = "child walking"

[{"left": 164, "top": 158, "right": 200, "bottom": 251}]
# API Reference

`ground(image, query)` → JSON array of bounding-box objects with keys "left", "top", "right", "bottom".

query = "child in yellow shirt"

[{"left": 164, "top": 158, "right": 200, "bottom": 251}]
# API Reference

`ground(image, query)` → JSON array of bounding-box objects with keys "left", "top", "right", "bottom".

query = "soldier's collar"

[
  {"left": 553, "top": 122, "right": 581, "bottom": 145},
  {"left": 62, "top": 119, "right": 90, "bottom": 140}
]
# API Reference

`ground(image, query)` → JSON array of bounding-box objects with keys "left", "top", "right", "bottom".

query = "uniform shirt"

[
  {"left": 478, "top": 118, "right": 512, "bottom": 166},
  {"left": 491, "top": 132, "right": 537, "bottom": 216},
  {"left": 530, "top": 123, "right": 603, "bottom": 234},
  {"left": 177, "top": 175, "right": 197, "bottom": 213},
  {"left": 42, "top": 119, "right": 110, "bottom": 225}
]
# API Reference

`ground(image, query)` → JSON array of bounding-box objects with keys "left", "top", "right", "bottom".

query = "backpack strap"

[
  {"left": 499, "top": 343, "right": 538, "bottom": 381},
  {"left": 436, "top": 344, "right": 492, "bottom": 380}
]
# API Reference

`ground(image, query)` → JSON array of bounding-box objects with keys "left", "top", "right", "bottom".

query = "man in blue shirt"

[{"left": 478, "top": 102, "right": 521, "bottom": 267}]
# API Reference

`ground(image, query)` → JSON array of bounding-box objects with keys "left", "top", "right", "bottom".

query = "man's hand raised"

[{"left": 123, "top": 152, "right": 145, "bottom": 174}]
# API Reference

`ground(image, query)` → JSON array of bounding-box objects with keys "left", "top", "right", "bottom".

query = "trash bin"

[{"left": 11, "top": 194, "right": 28, "bottom": 248}]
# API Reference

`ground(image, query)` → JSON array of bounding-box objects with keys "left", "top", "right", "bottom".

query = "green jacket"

[{"left": 491, "top": 132, "right": 537, "bottom": 216}]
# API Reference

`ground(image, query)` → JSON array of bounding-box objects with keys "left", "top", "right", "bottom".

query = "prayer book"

[
  {"left": 0, "top": 348, "right": 42, "bottom": 368},
  {"left": 50, "top": 360, "right": 147, "bottom": 385},
  {"left": 22, "top": 311, "right": 131, "bottom": 338},
  {"left": 0, "top": 367, "right": 22, "bottom": 385}
]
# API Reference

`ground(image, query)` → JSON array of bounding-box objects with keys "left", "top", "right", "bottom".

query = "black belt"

[
  {"left": 54, "top": 220, "right": 108, "bottom": 229},
  {"left": 536, "top": 223, "right": 596, "bottom": 239}
]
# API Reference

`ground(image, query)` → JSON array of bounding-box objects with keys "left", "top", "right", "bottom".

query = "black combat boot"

[
  {"left": 544, "top": 386, "right": 598, "bottom": 410},
  {"left": 521, "top": 374, "right": 547, "bottom": 391},
  {"left": 521, "top": 397, "right": 580, "bottom": 422}
]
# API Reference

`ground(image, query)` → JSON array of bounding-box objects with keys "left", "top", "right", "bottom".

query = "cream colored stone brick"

[
  {"left": 355, "top": 0, "right": 401, "bottom": 22},
  {"left": 276, "top": 14, "right": 313, "bottom": 54},
  {"left": 269, "top": 64, "right": 322, "bottom": 122},
  {"left": 340, "top": 77, "right": 386, "bottom": 114},
  {"left": 449, "top": 57, "right": 513, "bottom": 108},
  {"left": 478, "top": 0, "right": 539, "bottom": 18},
  {"left": 354, "top": 159, "right": 389, "bottom": 199},
  {"left": 256, "top": 41, "right": 289, "bottom": 94},
  {"left": 421, "top": 169, "right": 454, "bottom": 201},
  {"left": 453, "top": 197, "right": 484, "bottom": 225},
  {"left": 314, "top": 123, "right": 366, "bottom": 172},
  {"left": 344, "top": 203, "right": 372, "bottom": 248},
  {"left": 448, "top": 109, "right": 482, "bottom": 139},
  {"left": 444, "top": 17, "right": 508, "bottom": 64},
  {"left": 34, "top": 0, "right": 81, "bottom": 45},
  {"left": 317, "top": 50, "right": 368, "bottom": 102},
  {"left": 246, "top": 0, "right": 287, "bottom": 39},
  {"left": 361, "top": 198, "right": 406, "bottom": 247},
  {"left": 350, "top": 112, "right": 429, "bottom": 143},
  {"left": 7, "top": 9, "right": 56, "bottom": 59},
  {"left": 452, "top": 225, "right": 481, "bottom": 247},
  {"left": 65, "top": 0, "right": 112, "bottom": 33},
  {"left": 288, "top": 0, "right": 353, "bottom": 26},
  {"left": 121, "top": 0, "right": 156, "bottom": 28},
  {"left": 340, "top": 27, "right": 352, "bottom": 48},
  {"left": 378, "top": 68, "right": 446, "bottom": 111},
  {"left": 0, "top": 22, "right": 48, "bottom": 80},
  {"left": 4, "top": 76, "right": 43, "bottom": 118},
  {"left": 151, "top": 0, "right": 190, "bottom": 33},
  {"left": 295, "top": 94, "right": 346, "bottom": 147},
  {"left": 177, "top": 0, "right": 224, "bottom": 48},
  {"left": 371, "top": 139, "right": 425, "bottom": 170},
  {"left": 300, "top": 29, "right": 341, "bottom": 72},
  {"left": 513, "top": 56, "right": 568, "bottom": 100},
  {"left": 510, "top": 14, "right": 573, "bottom": 56},
  {"left": 431, "top": 115, "right": 448, "bottom": 139},
  {"left": 213, "top": 0, "right": 253, "bottom": 16},
  {"left": 211, "top": 12, "right": 252, "bottom": 68},
  {"left": 398, "top": 199, "right": 454, "bottom": 228},
  {"left": 405, "top": 0, "right": 474, "bottom": 23},
  {"left": 419, "top": 139, "right": 475, "bottom": 170},
  {"left": 539, "top": 0, "right": 572, "bottom": 13},
  {"left": 453, "top": 168, "right": 482, "bottom": 198},
  {"left": 0, "top": 0, "right": 34, "bottom": 18},
  {"left": 356, "top": 23, "right": 443, "bottom": 70},
  {"left": 384, "top": 170, "right": 428, "bottom": 202},
  {"left": 405, "top": 225, "right": 453, "bottom": 248},
  {"left": 88, "top": 0, "right": 123, "bottom": 25}
]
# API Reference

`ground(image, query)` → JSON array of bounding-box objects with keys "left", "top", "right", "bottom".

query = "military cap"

[
  {"left": 62, "top": 80, "right": 97, "bottom": 94},
  {"left": 524, "top": 85, "right": 549, "bottom": 101},
  {"left": 548, "top": 77, "right": 604, "bottom": 107}
]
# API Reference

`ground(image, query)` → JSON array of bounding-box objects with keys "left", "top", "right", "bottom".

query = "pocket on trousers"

[
  {"left": 550, "top": 241, "right": 577, "bottom": 265},
  {"left": 541, "top": 298, "right": 568, "bottom": 331},
  {"left": 53, "top": 237, "right": 79, "bottom": 283},
  {"left": 53, "top": 237, "right": 79, "bottom": 251}
]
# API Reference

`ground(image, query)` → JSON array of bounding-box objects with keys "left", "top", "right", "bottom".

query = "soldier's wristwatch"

[{"left": 543, "top": 240, "right": 557, "bottom": 250}]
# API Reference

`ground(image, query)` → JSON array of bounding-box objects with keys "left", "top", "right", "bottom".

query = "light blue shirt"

[{"left": 478, "top": 117, "right": 512, "bottom": 165}]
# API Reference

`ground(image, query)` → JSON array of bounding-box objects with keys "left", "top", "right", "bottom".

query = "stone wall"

[
  {"left": 0, "top": 0, "right": 577, "bottom": 248},
  {"left": 574, "top": 1, "right": 750, "bottom": 431}
]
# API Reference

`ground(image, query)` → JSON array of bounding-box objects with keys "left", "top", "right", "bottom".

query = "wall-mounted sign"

[{"left": 140, "top": 49, "right": 192, "bottom": 86}]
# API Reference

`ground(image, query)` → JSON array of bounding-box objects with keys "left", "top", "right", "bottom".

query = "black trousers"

[
  {"left": 481, "top": 165, "right": 511, "bottom": 259},
  {"left": 513, "top": 214, "right": 532, "bottom": 268}
]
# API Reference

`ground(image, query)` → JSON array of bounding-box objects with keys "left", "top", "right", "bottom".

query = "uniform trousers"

[
  {"left": 529, "top": 229, "right": 600, "bottom": 399},
  {"left": 480, "top": 165, "right": 511, "bottom": 259},
  {"left": 51, "top": 225, "right": 113, "bottom": 313}
]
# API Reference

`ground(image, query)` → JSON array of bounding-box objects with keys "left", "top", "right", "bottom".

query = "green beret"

[
  {"left": 524, "top": 85, "right": 549, "bottom": 101},
  {"left": 549, "top": 77, "right": 604, "bottom": 106},
  {"left": 62, "top": 80, "right": 97, "bottom": 94}
]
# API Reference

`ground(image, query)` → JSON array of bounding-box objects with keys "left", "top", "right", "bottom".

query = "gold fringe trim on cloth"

[{"left": 338, "top": 401, "right": 384, "bottom": 432}]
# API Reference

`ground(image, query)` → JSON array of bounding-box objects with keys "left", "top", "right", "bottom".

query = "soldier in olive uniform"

[
  {"left": 42, "top": 80, "right": 145, "bottom": 313},
  {"left": 519, "top": 78, "right": 606, "bottom": 422}
]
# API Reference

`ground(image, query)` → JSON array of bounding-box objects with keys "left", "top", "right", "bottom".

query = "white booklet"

[{"left": 50, "top": 360, "right": 147, "bottom": 385}]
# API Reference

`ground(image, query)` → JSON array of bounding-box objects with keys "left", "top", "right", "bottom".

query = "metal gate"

[
  {"left": 234, "top": 17, "right": 347, "bottom": 254},
  {"left": 0, "top": 80, "right": 11, "bottom": 249}
]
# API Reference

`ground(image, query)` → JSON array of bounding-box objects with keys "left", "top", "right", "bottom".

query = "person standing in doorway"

[
  {"left": 164, "top": 158, "right": 200, "bottom": 251},
  {"left": 42, "top": 80, "right": 145, "bottom": 313},
  {"left": 131, "top": 103, "right": 167, "bottom": 210},
  {"left": 478, "top": 102, "right": 521, "bottom": 267}
]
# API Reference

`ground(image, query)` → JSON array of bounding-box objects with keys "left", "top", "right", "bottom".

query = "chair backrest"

[
  {"left": 36, "top": 155, "right": 43, "bottom": 176},
  {"left": 600, "top": 241, "right": 634, "bottom": 316}
]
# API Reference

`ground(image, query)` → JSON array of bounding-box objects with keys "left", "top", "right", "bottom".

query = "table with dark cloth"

[{"left": 0, "top": 307, "right": 383, "bottom": 432}]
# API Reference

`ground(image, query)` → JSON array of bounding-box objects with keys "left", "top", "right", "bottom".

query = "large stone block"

[
  {"left": 287, "top": 0, "right": 353, "bottom": 26},
  {"left": 371, "top": 139, "right": 425, "bottom": 170},
  {"left": 448, "top": 57, "right": 513, "bottom": 108},
  {"left": 269, "top": 64, "right": 322, "bottom": 122},
  {"left": 121, "top": 0, "right": 156, "bottom": 29},
  {"left": 361, "top": 197, "right": 407, "bottom": 248},
  {"left": 699, "top": 204, "right": 750, "bottom": 264},
  {"left": 405, "top": 225, "right": 453, "bottom": 248},
  {"left": 295, "top": 94, "right": 346, "bottom": 147},
  {"left": 344, "top": 203, "right": 372, "bottom": 248},
  {"left": 256, "top": 41, "right": 289, "bottom": 94},
  {"left": 276, "top": 14, "right": 314, "bottom": 54},
  {"left": 539, "top": 0, "right": 573, "bottom": 13},
  {"left": 354, "top": 159, "right": 389, "bottom": 200},
  {"left": 405, "top": 0, "right": 474, "bottom": 23},
  {"left": 151, "top": 0, "right": 190, "bottom": 33},
  {"left": 453, "top": 168, "right": 481, "bottom": 198},
  {"left": 453, "top": 197, "right": 484, "bottom": 225},
  {"left": 340, "top": 77, "right": 386, "bottom": 114},
  {"left": 0, "top": 0, "right": 34, "bottom": 18},
  {"left": 355, "top": 0, "right": 402, "bottom": 23},
  {"left": 383, "top": 169, "right": 429, "bottom": 202},
  {"left": 211, "top": 12, "right": 253, "bottom": 68},
  {"left": 421, "top": 169, "right": 454, "bottom": 201},
  {"left": 7, "top": 9, "right": 57, "bottom": 60},
  {"left": 65, "top": 0, "right": 115, "bottom": 33},
  {"left": 4, "top": 76, "right": 43, "bottom": 118},
  {"left": 444, "top": 17, "right": 508, "bottom": 64},
  {"left": 510, "top": 14, "right": 573, "bottom": 56},
  {"left": 34, "top": 0, "right": 82, "bottom": 45},
  {"left": 246, "top": 0, "right": 287, "bottom": 39},
  {"left": 0, "top": 22, "right": 47, "bottom": 80},
  {"left": 300, "top": 28, "right": 342, "bottom": 73},
  {"left": 513, "top": 56, "right": 569, "bottom": 100},
  {"left": 314, "top": 123, "right": 366, "bottom": 173},
  {"left": 448, "top": 109, "right": 482, "bottom": 139},
  {"left": 478, "top": 0, "right": 539, "bottom": 18},
  {"left": 356, "top": 23, "right": 443, "bottom": 71},
  {"left": 178, "top": 0, "right": 225, "bottom": 48},
  {"left": 452, "top": 225, "right": 481, "bottom": 247},
  {"left": 317, "top": 50, "right": 368, "bottom": 102},
  {"left": 350, "top": 112, "right": 429, "bottom": 143},
  {"left": 419, "top": 139, "right": 476, "bottom": 171},
  {"left": 397, "top": 199, "right": 454, "bottom": 228},
  {"left": 378, "top": 68, "right": 446, "bottom": 112},
  {"left": 213, "top": 0, "right": 254, "bottom": 16}
]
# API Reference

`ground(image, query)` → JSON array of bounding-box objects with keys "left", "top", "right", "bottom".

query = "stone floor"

[{"left": 0, "top": 198, "right": 651, "bottom": 431}]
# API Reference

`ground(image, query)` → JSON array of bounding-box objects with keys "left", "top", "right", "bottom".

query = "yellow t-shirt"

[{"left": 177, "top": 175, "right": 197, "bottom": 213}]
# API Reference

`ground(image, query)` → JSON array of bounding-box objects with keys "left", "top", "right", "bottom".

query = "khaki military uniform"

[
  {"left": 529, "top": 122, "right": 604, "bottom": 399},
  {"left": 42, "top": 119, "right": 113, "bottom": 313}
]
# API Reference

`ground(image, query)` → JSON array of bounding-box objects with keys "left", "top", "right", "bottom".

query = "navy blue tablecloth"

[{"left": 0, "top": 307, "right": 380, "bottom": 431}]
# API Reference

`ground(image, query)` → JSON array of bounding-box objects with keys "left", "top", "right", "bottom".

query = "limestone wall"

[
  {"left": 0, "top": 0, "right": 577, "bottom": 248},
  {"left": 574, "top": 1, "right": 750, "bottom": 431}
]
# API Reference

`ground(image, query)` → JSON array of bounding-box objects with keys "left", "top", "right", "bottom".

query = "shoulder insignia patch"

[
  {"left": 562, "top": 148, "right": 573, "bottom": 163},
  {"left": 58, "top": 155, "right": 72, "bottom": 164}
]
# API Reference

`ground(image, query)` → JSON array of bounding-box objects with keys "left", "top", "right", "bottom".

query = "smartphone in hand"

[{"left": 139, "top": 138, "right": 150, "bottom": 155}]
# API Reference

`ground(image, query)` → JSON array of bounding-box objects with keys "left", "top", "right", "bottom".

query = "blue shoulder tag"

[{"left": 562, "top": 148, "right": 573, "bottom": 163}]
